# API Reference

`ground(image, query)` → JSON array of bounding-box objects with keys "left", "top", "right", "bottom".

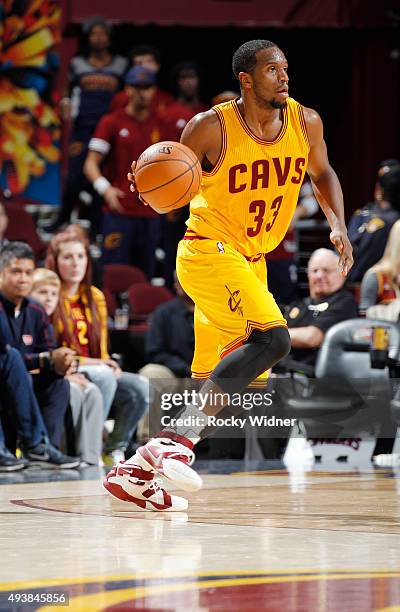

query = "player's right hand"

[
  {"left": 127, "top": 161, "right": 137, "bottom": 193},
  {"left": 128, "top": 161, "right": 149, "bottom": 206}
]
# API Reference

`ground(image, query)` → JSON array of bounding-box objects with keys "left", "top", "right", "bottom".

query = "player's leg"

[
  {"left": 103, "top": 461, "right": 188, "bottom": 511},
  {"left": 128, "top": 240, "right": 290, "bottom": 492}
]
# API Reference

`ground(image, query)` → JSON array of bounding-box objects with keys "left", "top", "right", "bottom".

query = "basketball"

[{"left": 134, "top": 141, "right": 202, "bottom": 214}]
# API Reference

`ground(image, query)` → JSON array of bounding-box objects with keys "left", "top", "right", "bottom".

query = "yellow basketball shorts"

[{"left": 176, "top": 237, "right": 287, "bottom": 385}]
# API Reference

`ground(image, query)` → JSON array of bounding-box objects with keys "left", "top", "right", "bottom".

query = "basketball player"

[{"left": 104, "top": 40, "right": 353, "bottom": 511}]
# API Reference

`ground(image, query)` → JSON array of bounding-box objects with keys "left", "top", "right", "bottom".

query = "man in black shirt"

[
  {"left": 347, "top": 160, "right": 400, "bottom": 282},
  {"left": 0, "top": 343, "right": 79, "bottom": 469},
  {"left": 284, "top": 248, "right": 358, "bottom": 368},
  {"left": 144, "top": 287, "right": 194, "bottom": 379},
  {"left": 137, "top": 274, "right": 194, "bottom": 440},
  {"left": 0, "top": 242, "right": 77, "bottom": 451}
]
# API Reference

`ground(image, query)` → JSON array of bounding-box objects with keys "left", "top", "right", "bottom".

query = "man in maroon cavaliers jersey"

[{"left": 84, "top": 66, "right": 173, "bottom": 278}]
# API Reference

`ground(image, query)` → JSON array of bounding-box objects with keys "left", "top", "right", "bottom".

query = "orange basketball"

[{"left": 134, "top": 141, "right": 201, "bottom": 214}]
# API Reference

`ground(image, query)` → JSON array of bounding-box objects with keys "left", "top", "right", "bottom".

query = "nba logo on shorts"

[{"left": 217, "top": 241, "right": 225, "bottom": 254}]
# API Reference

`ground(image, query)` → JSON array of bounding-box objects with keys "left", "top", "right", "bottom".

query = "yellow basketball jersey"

[{"left": 186, "top": 97, "right": 310, "bottom": 257}]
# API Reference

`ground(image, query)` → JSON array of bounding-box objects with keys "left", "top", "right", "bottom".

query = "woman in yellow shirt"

[{"left": 46, "top": 226, "right": 149, "bottom": 464}]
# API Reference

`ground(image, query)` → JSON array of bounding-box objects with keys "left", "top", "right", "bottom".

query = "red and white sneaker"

[
  {"left": 103, "top": 462, "right": 188, "bottom": 512},
  {"left": 134, "top": 433, "right": 203, "bottom": 493}
]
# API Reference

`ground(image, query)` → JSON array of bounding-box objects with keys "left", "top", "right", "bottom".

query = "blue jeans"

[
  {"left": 104, "top": 372, "right": 149, "bottom": 452},
  {"left": 0, "top": 347, "right": 47, "bottom": 449},
  {"left": 78, "top": 364, "right": 117, "bottom": 421}
]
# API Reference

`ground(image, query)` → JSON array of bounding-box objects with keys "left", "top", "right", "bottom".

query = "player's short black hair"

[
  {"left": 129, "top": 44, "right": 161, "bottom": 64},
  {"left": 232, "top": 40, "right": 277, "bottom": 79},
  {"left": 0, "top": 241, "right": 35, "bottom": 270}
]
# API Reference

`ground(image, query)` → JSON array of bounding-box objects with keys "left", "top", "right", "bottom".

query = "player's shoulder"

[
  {"left": 181, "top": 108, "right": 221, "bottom": 145},
  {"left": 186, "top": 108, "right": 221, "bottom": 131},
  {"left": 300, "top": 105, "right": 322, "bottom": 128},
  {"left": 296, "top": 104, "right": 323, "bottom": 145}
]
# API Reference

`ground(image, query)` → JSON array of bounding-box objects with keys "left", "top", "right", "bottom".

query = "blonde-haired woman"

[
  {"left": 31, "top": 268, "right": 104, "bottom": 465},
  {"left": 359, "top": 219, "right": 400, "bottom": 314}
]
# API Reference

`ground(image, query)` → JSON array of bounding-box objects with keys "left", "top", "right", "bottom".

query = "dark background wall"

[{"left": 60, "top": 1, "right": 400, "bottom": 218}]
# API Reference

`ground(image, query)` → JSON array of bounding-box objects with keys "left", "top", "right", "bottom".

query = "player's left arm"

[{"left": 303, "top": 106, "right": 353, "bottom": 275}]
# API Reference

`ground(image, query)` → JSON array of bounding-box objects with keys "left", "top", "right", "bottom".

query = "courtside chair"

[{"left": 284, "top": 318, "right": 400, "bottom": 437}]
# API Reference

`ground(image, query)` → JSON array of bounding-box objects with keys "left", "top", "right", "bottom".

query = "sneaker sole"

[
  {"left": 136, "top": 450, "right": 202, "bottom": 493},
  {"left": 0, "top": 463, "right": 26, "bottom": 472},
  {"left": 27, "top": 461, "right": 80, "bottom": 470},
  {"left": 102, "top": 479, "right": 188, "bottom": 512}
]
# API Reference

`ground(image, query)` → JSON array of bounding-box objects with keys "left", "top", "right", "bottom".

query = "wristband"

[{"left": 93, "top": 176, "right": 111, "bottom": 196}]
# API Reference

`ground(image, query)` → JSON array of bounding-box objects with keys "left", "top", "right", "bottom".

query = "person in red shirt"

[
  {"left": 109, "top": 45, "right": 174, "bottom": 116},
  {"left": 170, "top": 61, "right": 208, "bottom": 116},
  {"left": 84, "top": 65, "right": 172, "bottom": 277}
]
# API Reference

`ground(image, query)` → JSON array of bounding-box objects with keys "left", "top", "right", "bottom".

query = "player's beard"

[
  {"left": 270, "top": 98, "right": 287, "bottom": 110},
  {"left": 253, "top": 85, "right": 287, "bottom": 111}
]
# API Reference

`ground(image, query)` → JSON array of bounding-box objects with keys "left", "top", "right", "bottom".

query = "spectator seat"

[
  {"left": 127, "top": 283, "right": 173, "bottom": 322},
  {"left": 4, "top": 203, "right": 47, "bottom": 260}
]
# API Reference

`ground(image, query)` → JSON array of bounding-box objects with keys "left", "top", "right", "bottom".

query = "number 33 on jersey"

[{"left": 186, "top": 97, "right": 309, "bottom": 257}]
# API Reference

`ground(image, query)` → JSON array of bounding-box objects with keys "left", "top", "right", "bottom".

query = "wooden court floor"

[{"left": 1, "top": 461, "right": 400, "bottom": 611}]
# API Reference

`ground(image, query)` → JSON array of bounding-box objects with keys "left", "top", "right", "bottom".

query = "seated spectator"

[
  {"left": 280, "top": 248, "right": 358, "bottom": 369},
  {"left": 136, "top": 273, "right": 194, "bottom": 441},
  {"left": 347, "top": 160, "right": 400, "bottom": 282},
  {"left": 359, "top": 218, "right": 400, "bottom": 315},
  {"left": 0, "top": 242, "right": 77, "bottom": 450},
  {"left": 45, "top": 228, "right": 149, "bottom": 465},
  {"left": 30, "top": 268, "right": 104, "bottom": 466},
  {"left": 0, "top": 343, "right": 80, "bottom": 469}
]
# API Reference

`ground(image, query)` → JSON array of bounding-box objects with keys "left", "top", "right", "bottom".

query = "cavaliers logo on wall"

[{"left": 0, "top": 0, "right": 61, "bottom": 204}]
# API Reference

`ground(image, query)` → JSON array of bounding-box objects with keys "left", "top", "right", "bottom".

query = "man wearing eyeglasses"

[{"left": 283, "top": 248, "right": 358, "bottom": 368}]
